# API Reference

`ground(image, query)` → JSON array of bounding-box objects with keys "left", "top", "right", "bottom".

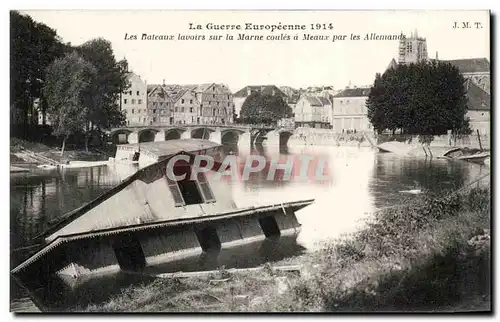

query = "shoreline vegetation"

[
  {"left": 10, "top": 138, "right": 112, "bottom": 166},
  {"left": 82, "top": 176, "right": 491, "bottom": 313}
]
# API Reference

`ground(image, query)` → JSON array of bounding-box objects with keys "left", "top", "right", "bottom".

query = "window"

[
  {"left": 138, "top": 99, "right": 142, "bottom": 104},
  {"left": 131, "top": 109, "right": 135, "bottom": 114},
  {"left": 212, "top": 109, "right": 216, "bottom": 116},
  {"left": 137, "top": 91, "right": 140, "bottom": 96},
  {"left": 217, "top": 102, "right": 219, "bottom": 106},
  {"left": 153, "top": 102, "right": 157, "bottom": 107},
  {"left": 181, "top": 99, "right": 185, "bottom": 104},
  {"left": 175, "top": 107, "right": 178, "bottom": 112},
  {"left": 153, "top": 109, "right": 157, "bottom": 113},
  {"left": 227, "top": 95, "right": 230, "bottom": 99},
  {"left": 181, "top": 107, "right": 185, "bottom": 113},
  {"left": 190, "top": 99, "right": 193, "bottom": 104},
  {"left": 153, "top": 117, "right": 157, "bottom": 122},
  {"left": 190, "top": 107, "right": 193, "bottom": 113},
  {"left": 213, "top": 94, "right": 215, "bottom": 98},
  {"left": 228, "top": 102, "right": 230, "bottom": 106},
  {"left": 124, "top": 99, "right": 128, "bottom": 104},
  {"left": 129, "top": 91, "right": 132, "bottom": 95},
  {"left": 131, "top": 99, "right": 136, "bottom": 104}
]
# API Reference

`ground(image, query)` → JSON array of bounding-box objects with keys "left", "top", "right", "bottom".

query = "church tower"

[{"left": 398, "top": 29, "right": 428, "bottom": 65}]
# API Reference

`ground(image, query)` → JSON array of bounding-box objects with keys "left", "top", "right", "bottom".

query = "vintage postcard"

[{"left": 10, "top": 9, "right": 491, "bottom": 313}]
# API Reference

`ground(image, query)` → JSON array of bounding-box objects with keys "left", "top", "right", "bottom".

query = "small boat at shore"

[{"left": 439, "top": 147, "right": 490, "bottom": 164}]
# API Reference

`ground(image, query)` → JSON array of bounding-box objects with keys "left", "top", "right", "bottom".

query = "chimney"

[
  {"left": 247, "top": 87, "right": 251, "bottom": 96},
  {"left": 435, "top": 51, "right": 439, "bottom": 60},
  {"left": 272, "top": 88, "right": 276, "bottom": 96},
  {"left": 162, "top": 79, "right": 165, "bottom": 86}
]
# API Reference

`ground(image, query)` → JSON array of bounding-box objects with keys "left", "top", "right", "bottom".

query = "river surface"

[{"left": 10, "top": 144, "right": 489, "bottom": 311}]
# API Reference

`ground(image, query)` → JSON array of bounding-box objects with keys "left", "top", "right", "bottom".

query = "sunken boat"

[
  {"left": 11, "top": 140, "right": 313, "bottom": 283},
  {"left": 110, "top": 139, "right": 225, "bottom": 166},
  {"left": 440, "top": 147, "right": 490, "bottom": 164}
]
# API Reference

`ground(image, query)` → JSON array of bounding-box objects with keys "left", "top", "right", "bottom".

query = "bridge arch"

[
  {"left": 109, "top": 129, "right": 133, "bottom": 144},
  {"left": 164, "top": 128, "right": 185, "bottom": 140},
  {"left": 220, "top": 129, "right": 246, "bottom": 145},
  {"left": 138, "top": 128, "right": 159, "bottom": 143},
  {"left": 191, "top": 127, "right": 215, "bottom": 140}
]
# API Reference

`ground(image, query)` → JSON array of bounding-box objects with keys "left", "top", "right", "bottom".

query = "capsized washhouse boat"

[
  {"left": 11, "top": 149, "right": 314, "bottom": 281},
  {"left": 110, "top": 139, "right": 224, "bottom": 166},
  {"left": 441, "top": 147, "right": 490, "bottom": 164}
]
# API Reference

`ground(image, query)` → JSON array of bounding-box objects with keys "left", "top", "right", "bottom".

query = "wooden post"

[{"left": 477, "top": 129, "right": 483, "bottom": 151}]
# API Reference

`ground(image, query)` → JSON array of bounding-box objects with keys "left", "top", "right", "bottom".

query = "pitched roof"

[
  {"left": 333, "top": 87, "right": 371, "bottom": 98},
  {"left": 194, "top": 83, "right": 216, "bottom": 92},
  {"left": 441, "top": 58, "right": 490, "bottom": 74},
  {"left": 147, "top": 84, "right": 160, "bottom": 92},
  {"left": 302, "top": 95, "right": 331, "bottom": 107},
  {"left": 233, "top": 85, "right": 287, "bottom": 98},
  {"left": 34, "top": 140, "right": 223, "bottom": 241},
  {"left": 465, "top": 79, "right": 490, "bottom": 111},
  {"left": 386, "top": 58, "right": 398, "bottom": 71}
]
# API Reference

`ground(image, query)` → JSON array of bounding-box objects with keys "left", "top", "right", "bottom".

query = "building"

[
  {"left": 331, "top": 87, "right": 372, "bottom": 133},
  {"left": 233, "top": 85, "right": 288, "bottom": 117},
  {"left": 193, "top": 83, "right": 234, "bottom": 125},
  {"left": 146, "top": 84, "right": 172, "bottom": 125},
  {"left": 294, "top": 95, "right": 332, "bottom": 129},
  {"left": 168, "top": 86, "right": 201, "bottom": 125},
  {"left": 398, "top": 30, "right": 428, "bottom": 65},
  {"left": 120, "top": 72, "right": 148, "bottom": 126},
  {"left": 279, "top": 86, "right": 299, "bottom": 100},
  {"left": 122, "top": 81, "right": 233, "bottom": 126},
  {"left": 464, "top": 79, "right": 490, "bottom": 135},
  {"left": 438, "top": 57, "right": 490, "bottom": 94}
]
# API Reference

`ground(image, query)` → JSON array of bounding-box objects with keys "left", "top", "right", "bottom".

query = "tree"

[
  {"left": 44, "top": 52, "right": 97, "bottom": 156},
  {"left": 239, "top": 92, "right": 293, "bottom": 124},
  {"left": 10, "top": 11, "right": 66, "bottom": 134},
  {"left": 76, "top": 38, "right": 128, "bottom": 149},
  {"left": 366, "top": 61, "right": 470, "bottom": 136}
]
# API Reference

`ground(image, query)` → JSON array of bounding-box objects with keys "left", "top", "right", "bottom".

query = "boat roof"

[
  {"left": 117, "top": 139, "right": 221, "bottom": 158},
  {"left": 11, "top": 199, "right": 314, "bottom": 275},
  {"left": 32, "top": 150, "right": 222, "bottom": 243}
]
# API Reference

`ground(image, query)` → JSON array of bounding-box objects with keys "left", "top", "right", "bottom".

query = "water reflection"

[{"left": 10, "top": 144, "right": 488, "bottom": 311}]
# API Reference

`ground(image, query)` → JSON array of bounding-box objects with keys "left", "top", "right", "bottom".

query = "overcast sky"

[{"left": 21, "top": 10, "right": 490, "bottom": 92}]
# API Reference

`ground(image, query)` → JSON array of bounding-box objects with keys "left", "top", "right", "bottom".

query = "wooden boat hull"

[{"left": 11, "top": 199, "right": 313, "bottom": 284}]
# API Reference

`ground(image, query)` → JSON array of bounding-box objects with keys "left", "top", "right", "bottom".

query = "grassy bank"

[
  {"left": 10, "top": 138, "right": 112, "bottom": 164},
  {"left": 83, "top": 183, "right": 491, "bottom": 312}
]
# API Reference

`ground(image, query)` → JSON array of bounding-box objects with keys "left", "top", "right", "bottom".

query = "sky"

[{"left": 20, "top": 10, "right": 490, "bottom": 92}]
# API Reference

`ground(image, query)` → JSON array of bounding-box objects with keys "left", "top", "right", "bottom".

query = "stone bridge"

[{"left": 108, "top": 124, "right": 295, "bottom": 147}]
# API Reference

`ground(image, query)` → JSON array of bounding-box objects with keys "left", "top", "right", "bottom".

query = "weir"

[{"left": 11, "top": 140, "right": 314, "bottom": 284}]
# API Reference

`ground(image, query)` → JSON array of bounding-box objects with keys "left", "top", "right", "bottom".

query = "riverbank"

[
  {"left": 10, "top": 138, "right": 112, "bottom": 168},
  {"left": 82, "top": 176, "right": 491, "bottom": 312}
]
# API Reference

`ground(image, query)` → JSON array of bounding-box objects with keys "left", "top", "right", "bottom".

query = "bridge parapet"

[{"left": 108, "top": 124, "right": 295, "bottom": 146}]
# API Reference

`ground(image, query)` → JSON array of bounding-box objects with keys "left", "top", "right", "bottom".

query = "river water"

[{"left": 10, "top": 144, "right": 489, "bottom": 311}]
